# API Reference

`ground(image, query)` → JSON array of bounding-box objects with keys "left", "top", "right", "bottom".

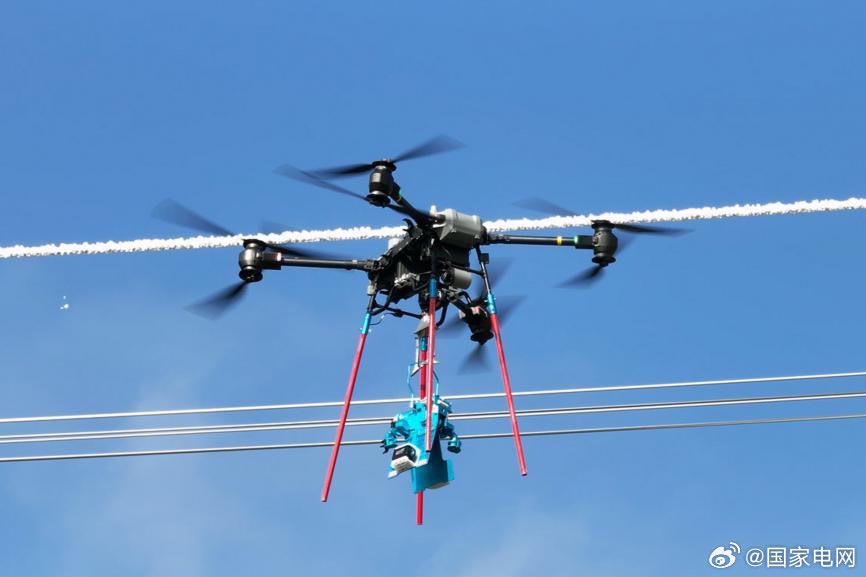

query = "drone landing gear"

[
  {"left": 477, "top": 249, "right": 528, "bottom": 476},
  {"left": 321, "top": 295, "right": 376, "bottom": 502}
]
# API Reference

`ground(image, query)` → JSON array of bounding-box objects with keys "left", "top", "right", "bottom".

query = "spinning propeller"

[
  {"left": 514, "top": 197, "right": 689, "bottom": 287},
  {"left": 440, "top": 258, "right": 525, "bottom": 372},
  {"left": 456, "top": 295, "right": 525, "bottom": 373},
  {"left": 274, "top": 135, "right": 463, "bottom": 220},
  {"left": 186, "top": 281, "right": 250, "bottom": 320},
  {"left": 298, "top": 134, "right": 463, "bottom": 179},
  {"left": 152, "top": 199, "right": 344, "bottom": 319},
  {"left": 152, "top": 198, "right": 334, "bottom": 259}
]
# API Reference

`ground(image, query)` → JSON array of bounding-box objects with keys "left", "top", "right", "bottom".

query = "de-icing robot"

[{"left": 381, "top": 317, "right": 463, "bottom": 524}]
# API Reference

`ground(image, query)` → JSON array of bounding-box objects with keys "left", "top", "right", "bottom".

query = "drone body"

[
  {"left": 153, "top": 135, "right": 687, "bottom": 524},
  {"left": 366, "top": 207, "right": 484, "bottom": 306}
]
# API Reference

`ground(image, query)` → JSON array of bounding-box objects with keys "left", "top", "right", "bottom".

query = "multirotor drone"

[{"left": 153, "top": 135, "right": 686, "bottom": 524}]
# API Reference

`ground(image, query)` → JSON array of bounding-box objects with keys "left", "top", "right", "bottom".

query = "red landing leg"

[
  {"left": 321, "top": 312, "right": 372, "bottom": 502},
  {"left": 488, "top": 309, "right": 527, "bottom": 476}
]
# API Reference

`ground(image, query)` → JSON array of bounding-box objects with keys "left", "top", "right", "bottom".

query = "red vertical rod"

[
  {"left": 488, "top": 307, "right": 528, "bottom": 476},
  {"left": 417, "top": 338, "right": 428, "bottom": 525},
  {"left": 424, "top": 278, "right": 437, "bottom": 452},
  {"left": 419, "top": 344, "right": 428, "bottom": 400},
  {"left": 321, "top": 311, "right": 373, "bottom": 502}
]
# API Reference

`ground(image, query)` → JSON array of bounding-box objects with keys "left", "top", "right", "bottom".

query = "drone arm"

[
  {"left": 388, "top": 193, "right": 444, "bottom": 227},
  {"left": 274, "top": 254, "right": 377, "bottom": 271},
  {"left": 484, "top": 233, "right": 594, "bottom": 249}
]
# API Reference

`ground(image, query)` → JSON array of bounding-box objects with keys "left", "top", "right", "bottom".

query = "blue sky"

[{"left": 1, "top": 1, "right": 866, "bottom": 575}]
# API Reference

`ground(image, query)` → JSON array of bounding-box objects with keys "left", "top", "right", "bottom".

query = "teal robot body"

[{"left": 382, "top": 396, "right": 461, "bottom": 493}]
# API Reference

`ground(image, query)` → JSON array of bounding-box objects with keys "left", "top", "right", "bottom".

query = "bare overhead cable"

[
  {"left": 3, "top": 388, "right": 866, "bottom": 445},
  {"left": 2, "top": 412, "right": 865, "bottom": 463},
  {"left": 1, "top": 370, "right": 863, "bottom": 426}
]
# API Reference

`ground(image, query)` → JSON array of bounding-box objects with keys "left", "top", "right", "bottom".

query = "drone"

[{"left": 152, "top": 135, "right": 686, "bottom": 525}]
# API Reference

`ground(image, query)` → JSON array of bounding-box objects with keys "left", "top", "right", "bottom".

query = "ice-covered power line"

[
  {"left": 4, "top": 388, "right": 866, "bottom": 445},
  {"left": 1, "top": 370, "right": 863, "bottom": 425},
  {"left": 2, "top": 412, "right": 865, "bottom": 463},
  {"left": 2, "top": 197, "right": 865, "bottom": 259}
]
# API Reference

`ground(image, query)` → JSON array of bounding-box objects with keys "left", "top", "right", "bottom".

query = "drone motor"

[
  {"left": 590, "top": 220, "right": 618, "bottom": 266},
  {"left": 458, "top": 304, "right": 494, "bottom": 344},
  {"left": 367, "top": 161, "right": 399, "bottom": 207},
  {"left": 238, "top": 240, "right": 282, "bottom": 282},
  {"left": 238, "top": 240, "right": 265, "bottom": 282}
]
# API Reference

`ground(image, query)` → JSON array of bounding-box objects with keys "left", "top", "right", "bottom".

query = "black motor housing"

[
  {"left": 367, "top": 161, "right": 399, "bottom": 206},
  {"left": 591, "top": 221, "right": 618, "bottom": 266},
  {"left": 238, "top": 240, "right": 265, "bottom": 282}
]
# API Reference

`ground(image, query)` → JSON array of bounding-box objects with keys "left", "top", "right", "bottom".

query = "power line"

[
  {"left": 2, "top": 411, "right": 864, "bottom": 463},
  {"left": 2, "top": 197, "right": 865, "bottom": 259},
  {"left": 3, "top": 388, "right": 866, "bottom": 445},
  {"left": 0, "top": 416, "right": 385, "bottom": 444},
  {"left": 2, "top": 370, "right": 864, "bottom": 425}
]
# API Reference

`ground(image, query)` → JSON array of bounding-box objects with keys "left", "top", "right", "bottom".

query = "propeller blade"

[
  {"left": 558, "top": 265, "right": 605, "bottom": 288},
  {"left": 513, "top": 197, "right": 577, "bottom": 217},
  {"left": 258, "top": 221, "right": 354, "bottom": 261},
  {"left": 385, "top": 202, "right": 423, "bottom": 220},
  {"left": 459, "top": 344, "right": 490, "bottom": 374},
  {"left": 264, "top": 243, "right": 320, "bottom": 259},
  {"left": 440, "top": 294, "right": 524, "bottom": 339},
  {"left": 307, "top": 162, "right": 376, "bottom": 178},
  {"left": 438, "top": 311, "right": 465, "bottom": 336},
  {"left": 608, "top": 222, "right": 691, "bottom": 236},
  {"left": 614, "top": 234, "right": 633, "bottom": 255},
  {"left": 274, "top": 164, "right": 367, "bottom": 200},
  {"left": 152, "top": 199, "right": 235, "bottom": 237},
  {"left": 516, "top": 198, "right": 691, "bottom": 236},
  {"left": 467, "top": 257, "right": 515, "bottom": 302},
  {"left": 438, "top": 321, "right": 464, "bottom": 337},
  {"left": 300, "top": 135, "right": 463, "bottom": 179},
  {"left": 556, "top": 234, "right": 636, "bottom": 289},
  {"left": 186, "top": 281, "right": 249, "bottom": 319},
  {"left": 438, "top": 293, "right": 480, "bottom": 338},
  {"left": 492, "top": 295, "right": 526, "bottom": 324},
  {"left": 392, "top": 134, "right": 464, "bottom": 163},
  {"left": 259, "top": 220, "right": 292, "bottom": 235}
]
